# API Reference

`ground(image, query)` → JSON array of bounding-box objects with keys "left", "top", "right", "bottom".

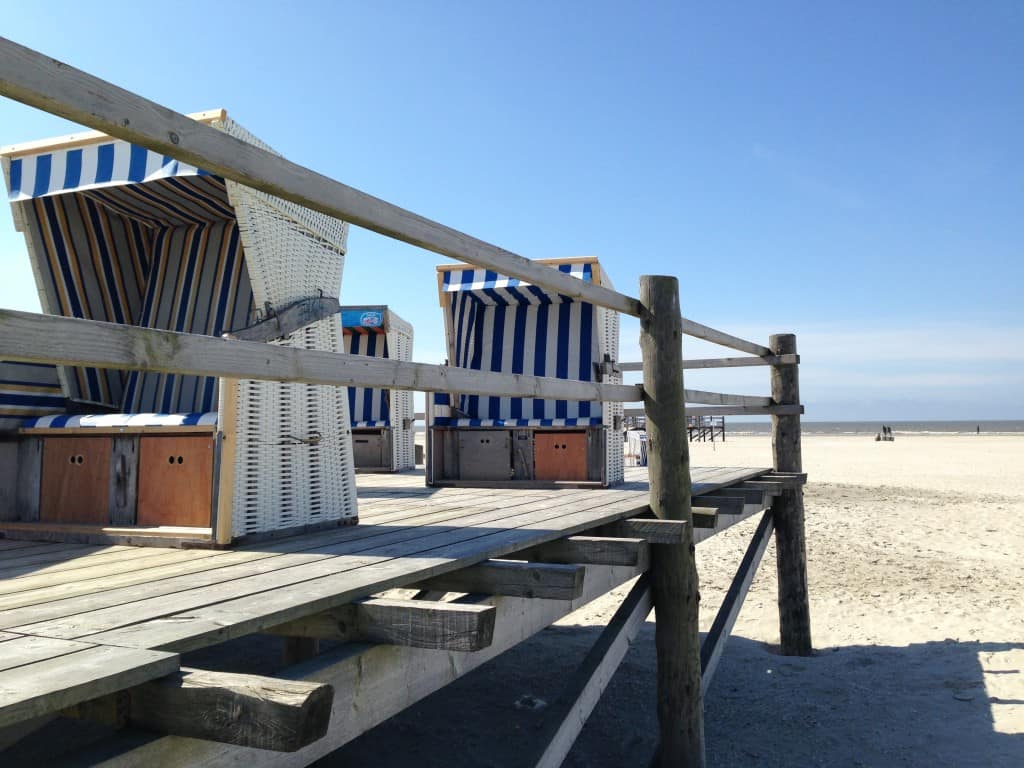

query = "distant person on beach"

[{"left": 977, "top": 425, "right": 981, "bottom": 435}]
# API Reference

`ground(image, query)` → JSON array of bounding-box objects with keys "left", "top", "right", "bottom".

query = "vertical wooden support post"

[
  {"left": 640, "top": 276, "right": 705, "bottom": 767},
  {"left": 769, "top": 334, "right": 812, "bottom": 656}
]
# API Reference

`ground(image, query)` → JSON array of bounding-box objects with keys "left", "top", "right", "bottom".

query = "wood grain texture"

[
  {"left": 770, "top": 334, "right": 812, "bottom": 656},
  {"left": 268, "top": 598, "right": 495, "bottom": 652},
  {"left": 128, "top": 667, "right": 333, "bottom": 752},
  {"left": 510, "top": 536, "right": 649, "bottom": 567},
  {"left": 39, "top": 436, "right": 112, "bottom": 524},
  {"left": 0, "top": 644, "right": 178, "bottom": 728},
  {"left": 679, "top": 317, "right": 772, "bottom": 357},
  {"left": 412, "top": 560, "right": 585, "bottom": 601},
  {"left": 601, "top": 518, "right": 687, "bottom": 545},
  {"left": 639, "top": 275, "right": 705, "bottom": 767},
  {"left": 619, "top": 354, "right": 799, "bottom": 371},
  {"left": 0, "top": 309, "right": 640, "bottom": 404},
  {"left": 0, "top": 38, "right": 640, "bottom": 317},
  {"left": 137, "top": 435, "right": 214, "bottom": 528}
]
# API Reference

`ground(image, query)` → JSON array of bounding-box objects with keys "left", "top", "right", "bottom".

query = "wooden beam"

[
  {"left": 619, "top": 354, "right": 799, "bottom": 371},
  {"left": 770, "top": 334, "right": 813, "bottom": 656},
  {"left": 690, "top": 509, "right": 718, "bottom": 529},
  {"left": 0, "top": 309, "right": 641, "bottom": 403},
  {"left": 624, "top": 404, "right": 804, "bottom": 418},
  {"left": 601, "top": 518, "right": 687, "bottom": 545},
  {"left": 411, "top": 560, "right": 585, "bottom": 600},
  {"left": 733, "top": 480, "right": 787, "bottom": 496},
  {"left": 531, "top": 575, "right": 653, "bottom": 768},
  {"left": 683, "top": 389, "right": 772, "bottom": 407},
  {"left": 0, "top": 37, "right": 642, "bottom": 317},
  {"left": 510, "top": 536, "right": 649, "bottom": 567},
  {"left": 281, "top": 637, "right": 319, "bottom": 667},
  {"left": 679, "top": 317, "right": 772, "bottom": 357},
  {"left": 124, "top": 667, "right": 331, "bottom": 752},
  {"left": 83, "top": 563, "right": 645, "bottom": 766},
  {"left": 639, "top": 275, "right": 705, "bottom": 767},
  {"left": 700, "top": 510, "right": 775, "bottom": 694},
  {"left": 267, "top": 598, "right": 496, "bottom": 652},
  {"left": 691, "top": 495, "right": 745, "bottom": 516}
]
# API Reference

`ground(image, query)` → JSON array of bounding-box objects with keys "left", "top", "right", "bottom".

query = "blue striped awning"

[
  {"left": 441, "top": 262, "right": 593, "bottom": 306},
  {"left": 8, "top": 141, "right": 210, "bottom": 202}
]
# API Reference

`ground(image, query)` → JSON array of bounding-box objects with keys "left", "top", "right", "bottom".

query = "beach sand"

[{"left": 324, "top": 434, "right": 1024, "bottom": 767}]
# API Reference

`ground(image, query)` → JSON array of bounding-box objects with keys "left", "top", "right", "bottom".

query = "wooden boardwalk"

[{"left": 0, "top": 465, "right": 767, "bottom": 739}]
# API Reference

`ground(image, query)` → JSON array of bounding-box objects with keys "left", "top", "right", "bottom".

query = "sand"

[{"left": 323, "top": 434, "right": 1024, "bottom": 767}]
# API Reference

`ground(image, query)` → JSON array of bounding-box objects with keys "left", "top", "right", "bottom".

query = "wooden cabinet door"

[
  {"left": 137, "top": 435, "right": 214, "bottom": 528},
  {"left": 534, "top": 431, "right": 588, "bottom": 482},
  {"left": 40, "top": 437, "right": 112, "bottom": 524}
]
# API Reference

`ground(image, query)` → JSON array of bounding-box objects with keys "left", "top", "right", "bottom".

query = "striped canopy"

[
  {"left": 436, "top": 260, "right": 605, "bottom": 427},
  {"left": 342, "top": 326, "right": 390, "bottom": 427},
  {"left": 4, "top": 140, "right": 253, "bottom": 415},
  {"left": 0, "top": 361, "right": 64, "bottom": 432}
]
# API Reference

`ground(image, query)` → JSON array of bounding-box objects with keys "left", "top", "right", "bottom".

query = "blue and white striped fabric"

[
  {"left": 436, "top": 261, "right": 602, "bottom": 426},
  {"left": 441, "top": 262, "right": 593, "bottom": 306},
  {"left": 342, "top": 328, "right": 390, "bottom": 427},
  {"left": 8, "top": 141, "right": 209, "bottom": 202},
  {"left": 0, "top": 361, "right": 65, "bottom": 431},
  {"left": 8, "top": 144, "right": 254, "bottom": 414},
  {"left": 21, "top": 412, "right": 218, "bottom": 429}
]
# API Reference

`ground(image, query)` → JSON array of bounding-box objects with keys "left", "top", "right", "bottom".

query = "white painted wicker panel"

[
  {"left": 212, "top": 116, "right": 357, "bottom": 536},
  {"left": 386, "top": 316, "right": 415, "bottom": 471},
  {"left": 228, "top": 318, "right": 357, "bottom": 538},
  {"left": 598, "top": 304, "right": 624, "bottom": 486}
]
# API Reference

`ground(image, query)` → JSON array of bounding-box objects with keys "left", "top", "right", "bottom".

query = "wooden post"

[
  {"left": 639, "top": 276, "right": 705, "bottom": 767},
  {"left": 769, "top": 334, "right": 812, "bottom": 656}
]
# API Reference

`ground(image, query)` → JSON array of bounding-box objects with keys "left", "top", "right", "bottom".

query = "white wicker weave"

[
  {"left": 217, "top": 116, "right": 357, "bottom": 538},
  {"left": 596, "top": 266, "right": 624, "bottom": 486},
  {"left": 385, "top": 311, "right": 416, "bottom": 471}
]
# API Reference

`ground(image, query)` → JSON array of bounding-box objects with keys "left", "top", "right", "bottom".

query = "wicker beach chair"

[
  {"left": 0, "top": 110, "right": 357, "bottom": 545},
  {"left": 428, "top": 257, "right": 623, "bottom": 487},
  {"left": 341, "top": 306, "right": 415, "bottom": 472}
]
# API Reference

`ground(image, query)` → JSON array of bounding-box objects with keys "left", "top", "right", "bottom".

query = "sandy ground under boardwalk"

[{"left": 322, "top": 434, "right": 1024, "bottom": 768}]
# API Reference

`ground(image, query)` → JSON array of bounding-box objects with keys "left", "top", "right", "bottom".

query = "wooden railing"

[{"left": 0, "top": 35, "right": 811, "bottom": 768}]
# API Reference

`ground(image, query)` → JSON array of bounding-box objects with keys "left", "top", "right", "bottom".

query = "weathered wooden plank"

[
  {"left": 0, "top": 645, "right": 179, "bottom": 728},
  {"left": 79, "top": 563, "right": 646, "bottom": 767},
  {"left": 599, "top": 518, "right": 687, "bottom": 545},
  {"left": 510, "top": 536, "right": 649, "bottom": 567},
  {"left": 0, "top": 309, "right": 640, "bottom": 404},
  {"left": 691, "top": 495, "right": 745, "bottom": 516},
  {"left": 225, "top": 296, "right": 341, "bottom": 344},
  {"left": 412, "top": 561, "right": 585, "bottom": 600},
  {"left": 1, "top": 488, "right": 616, "bottom": 632},
  {"left": 623, "top": 404, "right": 804, "bottom": 417},
  {"left": 619, "top": 354, "right": 798, "bottom": 371},
  {"left": 268, "top": 598, "right": 496, "bottom": 652},
  {"left": 700, "top": 511, "right": 775, "bottom": 694},
  {"left": 0, "top": 634, "right": 97, "bottom": 672},
  {"left": 0, "top": 38, "right": 642, "bottom": 317},
  {"left": 683, "top": 389, "right": 772, "bottom": 407},
  {"left": 83, "top": 494, "right": 648, "bottom": 652},
  {"left": 639, "top": 275, "right": 704, "bottom": 767},
  {"left": 125, "top": 667, "right": 333, "bottom": 752},
  {"left": 532, "top": 575, "right": 653, "bottom": 768},
  {"left": 679, "top": 317, "right": 772, "bottom": 357},
  {"left": 770, "top": 334, "right": 812, "bottom": 656}
]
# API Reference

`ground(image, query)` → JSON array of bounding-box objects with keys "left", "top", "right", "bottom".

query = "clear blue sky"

[{"left": 1, "top": 2, "right": 1021, "bottom": 420}]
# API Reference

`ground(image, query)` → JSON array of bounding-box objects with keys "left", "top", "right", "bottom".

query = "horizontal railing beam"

[
  {"left": 619, "top": 354, "right": 798, "bottom": 372},
  {"left": 680, "top": 317, "right": 772, "bottom": 357},
  {"left": 0, "top": 37, "right": 641, "bottom": 317},
  {"left": 624, "top": 404, "right": 804, "bottom": 417},
  {"left": 683, "top": 389, "right": 772, "bottom": 407},
  {"left": 0, "top": 310, "right": 643, "bottom": 403}
]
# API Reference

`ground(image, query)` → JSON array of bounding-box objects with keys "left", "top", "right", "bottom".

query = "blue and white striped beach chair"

[
  {"left": 0, "top": 111, "right": 358, "bottom": 544},
  {"left": 428, "top": 257, "right": 623, "bottom": 487},
  {"left": 342, "top": 306, "right": 415, "bottom": 471}
]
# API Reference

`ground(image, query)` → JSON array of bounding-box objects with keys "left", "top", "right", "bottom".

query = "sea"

[{"left": 726, "top": 420, "right": 1024, "bottom": 436}]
